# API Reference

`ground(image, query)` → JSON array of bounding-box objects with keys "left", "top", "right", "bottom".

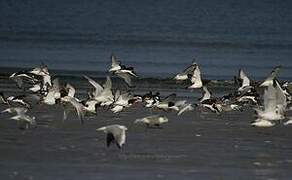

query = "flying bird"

[{"left": 96, "top": 124, "right": 128, "bottom": 149}]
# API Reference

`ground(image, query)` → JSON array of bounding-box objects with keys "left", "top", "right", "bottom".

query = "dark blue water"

[{"left": 0, "top": 0, "right": 292, "bottom": 80}]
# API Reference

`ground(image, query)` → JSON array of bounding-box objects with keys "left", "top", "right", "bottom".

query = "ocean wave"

[{"left": 1, "top": 30, "right": 292, "bottom": 50}]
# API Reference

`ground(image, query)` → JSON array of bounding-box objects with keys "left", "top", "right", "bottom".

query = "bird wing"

[
  {"left": 103, "top": 76, "right": 112, "bottom": 90},
  {"left": 66, "top": 97, "right": 85, "bottom": 124},
  {"left": 113, "top": 128, "right": 126, "bottom": 148},
  {"left": 162, "top": 93, "right": 176, "bottom": 103},
  {"left": 191, "top": 65, "right": 202, "bottom": 83},
  {"left": 115, "top": 71, "right": 133, "bottom": 87},
  {"left": 275, "top": 80, "right": 287, "bottom": 110},
  {"left": 106, "top": 133, "right": 115, "bottom": 147},
  {"left": 239, "top": 69, "right": 250, "bottom": 87},
  {"left": 264, "top": 84, "right": 277, "bottom": 112},
  {"left": 111, "top": 55, "right": 120, "bottom": 67},
  {"left": 182, "top": 64, "right": 196, "bottom": 75},
  {"left": 83, "top": 75, "right": 104, "bottom": 96}
]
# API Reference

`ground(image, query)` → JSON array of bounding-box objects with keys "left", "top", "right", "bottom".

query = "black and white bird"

[
  {"left": 153, "top": 93, "right": 181, "bottom": 111},
  {"left": 174, "top": 62, "right": 197, "bottom": 81},
  {"left": 96, "top": 124, "right": 128, "bottom": 149},
  {"left": 109, "top": 54, "right": 137, "bottom": 87}
]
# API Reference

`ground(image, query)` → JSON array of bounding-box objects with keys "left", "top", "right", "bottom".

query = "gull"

[
  {"left": 251, "top": 119, "right": 275, "bottom": 128},
  {"left": 2, "top": 107, "right": 28, "bottom": 115},
  {"left": 237, "top": 69, "right": 253, "bottom": 92},
  {"left": 2, "top": 107, "right": 36, "bottom": 129},
  {"left": 96, "top": 124, "right": 128, "bottom": 149},
  {"left": 111, "top": 91, "right": 142, "bottom": 113},
  {"left": 84, "top": 75, "right": 114, "bottom": 106},
  {"left": 259, "top": 66, "right": 281, "bottom": 87},
  {"left": 61, "top": 96, "right": 85, "bottom": 124},
  {"left": 109, "top": 54, "right": 122, "bottom": 72},
  {"left": 254, "top": 80, "right": 286, "bottom": 121},
  {"left": 10, "top": 114, "right": 36, "bottom": 129},
  {"left": 111, "top": 90, "right": 132, "bottom": 113},
  {"left": 108, "top": 54, "right": 137, "bottom": 87},
  {"left": 154, "top": 93, "right": 180, "bottom": 111},
  {"left": 188, "top": 63, "right": 203, "bottom": 89},
  {"left": 134, "top": 115, "right": 168, "bottom": 128},
  {"left": 174, "top": 62, "right": 197, "bottom": 81}
]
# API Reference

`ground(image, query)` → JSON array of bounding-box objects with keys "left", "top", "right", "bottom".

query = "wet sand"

[{"left": 0, "top": 81, "right": 292, "bottom": 180}]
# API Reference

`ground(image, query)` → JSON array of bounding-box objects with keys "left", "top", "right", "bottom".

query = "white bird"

[
  {"left": 108, "top": 54, "right": 137, "bottom": 87},
  {"left": 2, "top": 107, "right": 36, "bottom": 129},
  {"left": 111, "top": 90, "right": 132, "bottom": 113},
  {"left": 188, "top": 63, "right": 203, "bottom": 89},
  {"left": 96, "top": 124, "right": 128, "bottom": 149},
  {"left": 10, "top": 114, "right": 36, "bottom": 129},
  {"left": 109, "top": 55, "right": 122, "bottom": 72},
  {"left": 238, "top": 69, "right": 253, "bottom": 92},
  {"left": 251, "top": 119, "right": 275, "bottom": 128},
  {"left": 199, "top": 86, "right": 212, "bottom": 103},
  {"left": 254, "top": 80, "right": 286, "bottom": 121},
  {"left": 84, "top": 75, "right": 114, "bottom": 106},
  {"left": 259, "top": 66, "right": 281, "bottom": 87},
  {"left": 2, "top": 107, "right": 28, "bottom": 115},
  {"left": 134, "top": 115, "right": 168, "bottom": 128},
  {"left": 61, "top": 96, "right": 85, "bottom": 124}
]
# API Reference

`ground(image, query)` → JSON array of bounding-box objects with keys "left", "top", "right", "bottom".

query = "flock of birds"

[{"left": 1, "top": 55, "right": 292, "bottom": 149}]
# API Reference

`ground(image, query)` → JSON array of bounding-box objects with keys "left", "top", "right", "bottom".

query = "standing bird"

[{"left": 96, "top": 124, "right": 128, "bottom": 149}]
